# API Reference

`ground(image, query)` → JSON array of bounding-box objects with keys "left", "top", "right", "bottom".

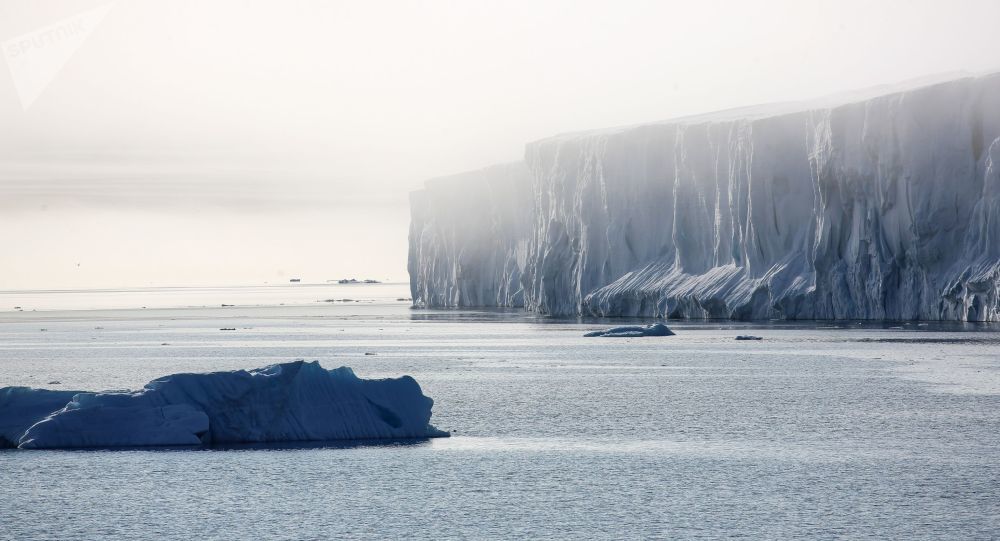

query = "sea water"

[{"left": 1, "top": 284, "right": 998, "bottom": 539}]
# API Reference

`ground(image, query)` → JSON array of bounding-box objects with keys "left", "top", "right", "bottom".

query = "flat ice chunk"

[
  {"left": 4, "top": 361, "right": 448, "bottom": 449},
  {"left": 584, "top": 323, "right": 675, "bottom": 338}
]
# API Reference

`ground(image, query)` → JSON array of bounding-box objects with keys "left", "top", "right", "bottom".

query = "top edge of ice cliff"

[
  {"left": 529, "top": 70, "right": 998, "bottom": 145},
  {"left": 415, "top": 162, "right": 528, "bottom": 194},
  {"left": 412, "top": 71, "right": 996, "bottom": 190}
]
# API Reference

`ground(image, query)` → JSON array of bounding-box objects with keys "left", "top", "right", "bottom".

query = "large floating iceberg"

[
  {"left": 1, "top": 361, "right": 447, "bottom": 449},
  {"left": 409, "top": 72, "right": 1000, "bottom": 321}
]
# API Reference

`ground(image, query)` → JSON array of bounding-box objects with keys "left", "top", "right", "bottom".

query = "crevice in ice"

[{"left": 366, "top": 397, "right": 403, "bottom": 429}]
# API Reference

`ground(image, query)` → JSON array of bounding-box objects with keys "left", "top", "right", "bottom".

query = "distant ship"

[
  {"left": 289, "top": 278, "right": 301, "bottom": 283},
  {"left": 335, "top": 278, "right": 381, "bottom": 284}
]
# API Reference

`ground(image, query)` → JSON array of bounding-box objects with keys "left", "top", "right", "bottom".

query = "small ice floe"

[
  {"left": 735, "top": 335, "right": 763, "bottom": 341},
  {"left": 584, "top": 323, "right": 675, "bottom": 338}
]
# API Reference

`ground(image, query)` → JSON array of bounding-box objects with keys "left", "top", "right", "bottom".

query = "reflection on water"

[{"left": 429, "top": 436, "right": 860, "bottom": 460}]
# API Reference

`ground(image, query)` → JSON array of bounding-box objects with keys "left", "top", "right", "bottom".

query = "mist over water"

[
  {"left": 3, "top": 0, "right": 1000, "bottom": 287},
  {"left": 0, "top": 202, "right": 410, "bottom": 289}
]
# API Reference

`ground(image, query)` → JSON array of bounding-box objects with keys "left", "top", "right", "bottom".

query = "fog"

[{"left": 3, "top": 0, "right": 999, "bottom": 289}]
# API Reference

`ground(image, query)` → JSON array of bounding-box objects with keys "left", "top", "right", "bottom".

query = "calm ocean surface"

[{"left": 1, "top": 284, "right": 999, "bottom": 539}]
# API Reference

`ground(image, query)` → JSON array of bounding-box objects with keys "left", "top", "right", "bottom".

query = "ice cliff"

[
  {"left": 408, "top": 163, "right": 532, "bottom": 308},
  {"left": 1, "top": 361, "right": 447, "bottom": 449},
  {"left": 409, "top": 73, "right": 1000, "bottom": 321}
]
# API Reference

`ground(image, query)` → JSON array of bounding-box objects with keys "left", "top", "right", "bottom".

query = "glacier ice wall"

[
  {"left": 409, "top": 73, "right": 1000, "bottom": 321},
  {"left": 409, "top": 163, "right": 532, "bottom": 308},
  {"left": 3, "top": 361, "right": 447, "bottom": 449}
]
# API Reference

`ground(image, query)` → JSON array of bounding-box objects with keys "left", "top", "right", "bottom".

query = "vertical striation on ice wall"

[
  {"left": 409, "top": 73, "right": 1000, "bottom": 321},
  {"left": 408, "top": 163, "right": 531, "bottom": 308}
]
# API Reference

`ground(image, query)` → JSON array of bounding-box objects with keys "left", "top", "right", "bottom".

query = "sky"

[{"left": 2, "top": 0, "right": 1000, "bottom": 289}]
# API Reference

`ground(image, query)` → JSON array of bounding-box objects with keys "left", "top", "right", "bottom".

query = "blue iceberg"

[
  {"left": 1, "top": 361, "right": 448, "bottom": 449},
  {"left": 584, "top": 323, "right": 675, "bottom": 338}
]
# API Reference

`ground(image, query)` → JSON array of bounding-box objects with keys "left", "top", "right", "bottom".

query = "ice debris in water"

[{"left": 0, "top": 361, "right": 447, "bottom": 449}]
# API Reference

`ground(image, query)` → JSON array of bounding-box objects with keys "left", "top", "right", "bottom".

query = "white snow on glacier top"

[{"left": 536, "top": 70, "right": 994, "bottom": 143}]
